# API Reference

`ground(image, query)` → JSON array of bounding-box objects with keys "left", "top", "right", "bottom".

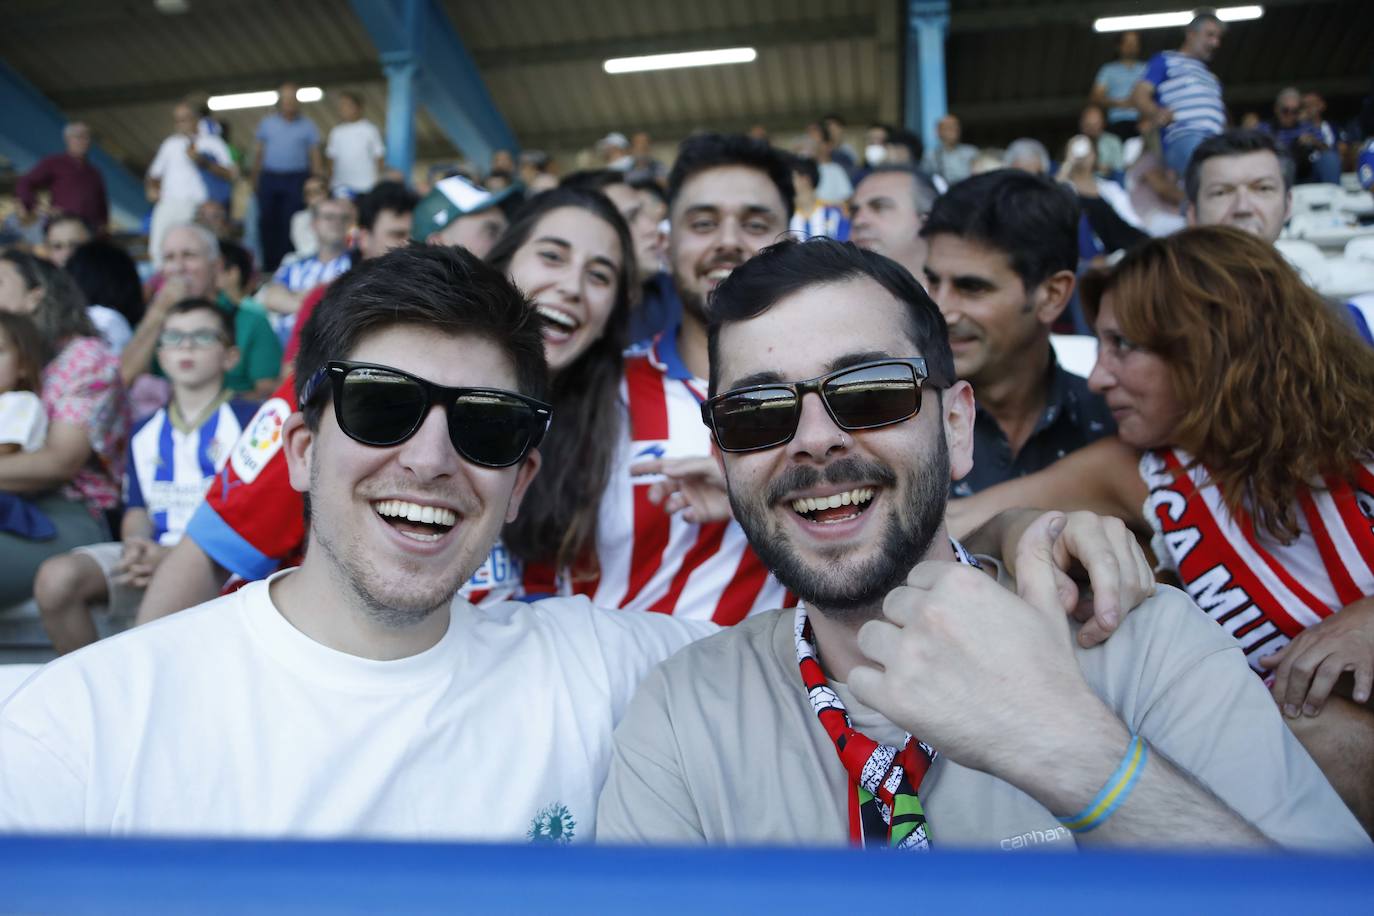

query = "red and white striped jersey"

[
  {"left": 537, "top": 326, "right": 793, "bottom": 623},
  {"left": 1142, "top": 448, "right": 1374, "bottom": 672}
]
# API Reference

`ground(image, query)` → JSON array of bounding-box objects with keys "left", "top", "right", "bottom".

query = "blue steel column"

[
  {"left": 350, "top": 0, "right": 516, "bottom": 174},
  {"left": 904, "top": 0, "right": 950, "bottom": 155},
  {"left": 379, "top": 0, "right": 423, "bottom": 179}
]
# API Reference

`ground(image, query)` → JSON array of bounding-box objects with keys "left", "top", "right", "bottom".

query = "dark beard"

[
  {"left": 676, "top": 278, "right": 709, "bottom": 326},
  {"left": 728, "top": 438, "right": 951, "bottom": 625}
]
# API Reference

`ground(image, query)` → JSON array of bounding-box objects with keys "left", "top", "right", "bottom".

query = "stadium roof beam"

[
  {"left": 954, "top": 76, "right": 1369, "bottom": 125},
  {"left": 349, "top": 0, "right": 517, "bottom": 170},
  {"left": 0, "top": 58, "right": 145, "bottom": 229},
  {"left": 949, "top": 0, "right": 1336, "bottom": 32}
]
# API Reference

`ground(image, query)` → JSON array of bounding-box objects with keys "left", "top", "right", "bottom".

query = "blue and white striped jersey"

[
  {"left": 124, "top": 398, "right": 258, "bottom": 545},
  {"left": 1144, "top": 51, "right": 1225, "bottom": 150}
]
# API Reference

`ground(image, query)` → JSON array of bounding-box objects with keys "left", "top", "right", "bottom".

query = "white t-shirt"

[
  {"left": 326, "top": 120, "right": 385, "bottom": 194},
  {"left": 0, "top": 575, "right": 714, "bottom": 840},
  {"left": 87, "top": 305, "right": 133, "bottom": 355},
  {"left": 0, "top": 390, "right": 46, "bottom": 452},
  {"left": 147, "top": 133, "right": 232, "bottom": 203}
]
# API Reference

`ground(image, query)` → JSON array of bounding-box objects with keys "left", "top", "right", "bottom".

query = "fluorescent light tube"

[
  {"left": 207, "top": 86, "right": 323, "bottom": 111},
  {"left": 1094, "top": 5, "right": 1262, "bottom": 32},
  {"left": 604, "top": 47, "right": 757, "bottom": 74}
]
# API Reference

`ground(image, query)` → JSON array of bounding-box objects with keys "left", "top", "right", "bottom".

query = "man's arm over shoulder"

[
  {"left": 1089, "top": 586, "right": 1371, "bottom": 848},
  {"left": 595, "top": 663, "right": 706, "bottom": 844}
]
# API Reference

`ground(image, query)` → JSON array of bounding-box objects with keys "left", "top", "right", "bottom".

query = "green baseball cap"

[{"left": 411, "top": 174, "right": 519, "bottom": 241}]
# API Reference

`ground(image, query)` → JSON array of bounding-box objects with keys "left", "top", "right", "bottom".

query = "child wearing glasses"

[{"left": 33, "top": 298, "right": 257, "bottom": 654}]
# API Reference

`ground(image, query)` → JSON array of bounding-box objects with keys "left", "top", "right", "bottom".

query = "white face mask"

[{"left": 865, "top": 144, "right": 888, "bottom": 167}]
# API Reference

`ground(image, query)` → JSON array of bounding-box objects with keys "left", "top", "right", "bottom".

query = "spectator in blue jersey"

[
  {"left": 1261, "top": 87, "right": 1341, "bottom": 185},
  {"left": 788, "top": 155, "right": 850, "bottom": 242},
  {"left": 1090, "top": 30, "right": 1147, "bottom": 141},
  {"left": 1300, "top": 92, "right": 1340, "bottom": 158},
  {"left": 260, "top": 194, "right": 355, "bottom": 345},
  {"left": 34, "top": 298, "right": 255, "bottom": 654},
  {"left": 1131, "top": 10, "right": 1226, "bottom": 178},
  {"left": 251, "top": 83, "right": 324, "bottom": 273}
]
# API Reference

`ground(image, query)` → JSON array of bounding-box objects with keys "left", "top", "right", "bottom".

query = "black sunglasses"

[
  {"left": 701, "top": 358, "right": 938, "bottom": 453},
  {"left": 301, "top": 361, "right": 552, "bottom": 469}
]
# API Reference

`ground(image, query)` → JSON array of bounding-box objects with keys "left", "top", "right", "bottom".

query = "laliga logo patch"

[{"left": 230, "top": 398, "right": 291, "bottom": 484}]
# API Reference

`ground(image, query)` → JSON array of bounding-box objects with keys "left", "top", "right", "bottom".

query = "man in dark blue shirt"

[
  {"left": 919, "top": 171, "right": 1115, "bottom": 496},
  {"left": 1260, "top": 87, "right": 1341, "bottom": 185}
]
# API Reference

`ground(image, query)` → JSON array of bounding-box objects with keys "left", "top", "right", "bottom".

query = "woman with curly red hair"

[{"left": 949, "top": 225, "right": 1374, "bottom": 834}]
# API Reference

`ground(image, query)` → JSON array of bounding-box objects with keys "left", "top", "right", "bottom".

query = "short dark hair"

[
  {"left": 859, "top": 165, "right": 941, "bottom": 218},
  {"left": 1184, "top": 129, "right": 1293, "bottom": 204},
  {"left": 166, "top": 296, "right": 235, "bottom": 341},
  {"left": 789, "top": 155, "right": 820, "bottom": 190},
  {"left": 629, "top": 176, "right": 668, "bottom": 207},
  {"left": 559, "top": 168, "right": 628, "bottom": 193},
  {"left": 1187, "top": 8, "right": 1223, "bottom": 32},
  {"left": 920, "top": 169, "right": 1079, "bottom": 292},
  {"left": 295, "top": 244, "right": 547, "bottom": 430},
  {"left": 64, "top": 240, "right": 145, "bottom": 327},
  {"left": 217, "top": 239, "right": 254, "bottom": 290},
  {"left": 707, "top": 238, "right": 954, "bottom": 397},
  {"left": 884, "top": 127, "right": 924, "bottom": 165},
  {"left": 667, "top": 133, "right": 795, "bottom": 217},
  {"left": 339, "top": 90, "right": 363, "bottom": 107},
  {"left": 356, "top": 180, "right": 420, "bottom": 231}
]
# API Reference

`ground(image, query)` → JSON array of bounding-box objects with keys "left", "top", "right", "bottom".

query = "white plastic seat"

[
  {"left": 1338, "top": 190, "right": 1374, "bottom": 217},
  {"left": 1051, "top": 334, "right": 1099, "bottom": 379},
  {"left": 1320, "top": 258, "right": 1374, "bottom": 299},
  {"left": 1275, "top": 238, "right": 1332, "bottom": 289},
  {"left": 1290, "top": 183, "right": 1342, "bottom": 213},
  {"left": 1346, "top": 236, "right": 1374, "bottom": 264}
]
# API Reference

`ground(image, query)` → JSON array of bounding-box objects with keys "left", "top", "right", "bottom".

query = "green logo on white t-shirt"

[{"left": 527, "top": 803, "right": 576, "bottom": 844}]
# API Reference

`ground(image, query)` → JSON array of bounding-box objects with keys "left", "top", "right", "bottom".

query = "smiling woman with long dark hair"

[{"left": 487, "top": 187, "right": 636, "bottom": 581}]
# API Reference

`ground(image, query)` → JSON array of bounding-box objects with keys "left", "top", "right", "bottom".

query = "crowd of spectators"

[{"left": 1, "top": 7, "right": 1374, "bottom": 855}]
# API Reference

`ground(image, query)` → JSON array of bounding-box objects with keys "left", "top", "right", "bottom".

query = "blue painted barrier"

[{"left": 0, "top": 835, "right": 1370, "bottom": 914}]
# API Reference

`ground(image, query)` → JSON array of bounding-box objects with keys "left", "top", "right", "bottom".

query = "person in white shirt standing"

[
  {"left": 145, "top": 101, "right": 235, "bottom": 269},
  {"left": 0, "top": 244, "right": 712, "bottom": 840},
  {"left": 325, "top": 91, "right": 385, "bottom": 197}
]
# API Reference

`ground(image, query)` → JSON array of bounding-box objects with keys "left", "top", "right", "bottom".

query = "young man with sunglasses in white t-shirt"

[{"left": 0, "top": 245, "right": 712, "bottom": 841}]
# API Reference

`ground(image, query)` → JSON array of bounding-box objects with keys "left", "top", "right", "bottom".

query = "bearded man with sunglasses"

[
  {"left": 0, "top": 246, "right": 713, "bottom": 838},
  {"left": 597, "top": 239, "right": 1368, "bottom": 849}
]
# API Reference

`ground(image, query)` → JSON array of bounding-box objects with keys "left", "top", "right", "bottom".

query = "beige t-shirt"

[{"left": 597, "top": 584, "right": 1369, "bottom": 849}]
